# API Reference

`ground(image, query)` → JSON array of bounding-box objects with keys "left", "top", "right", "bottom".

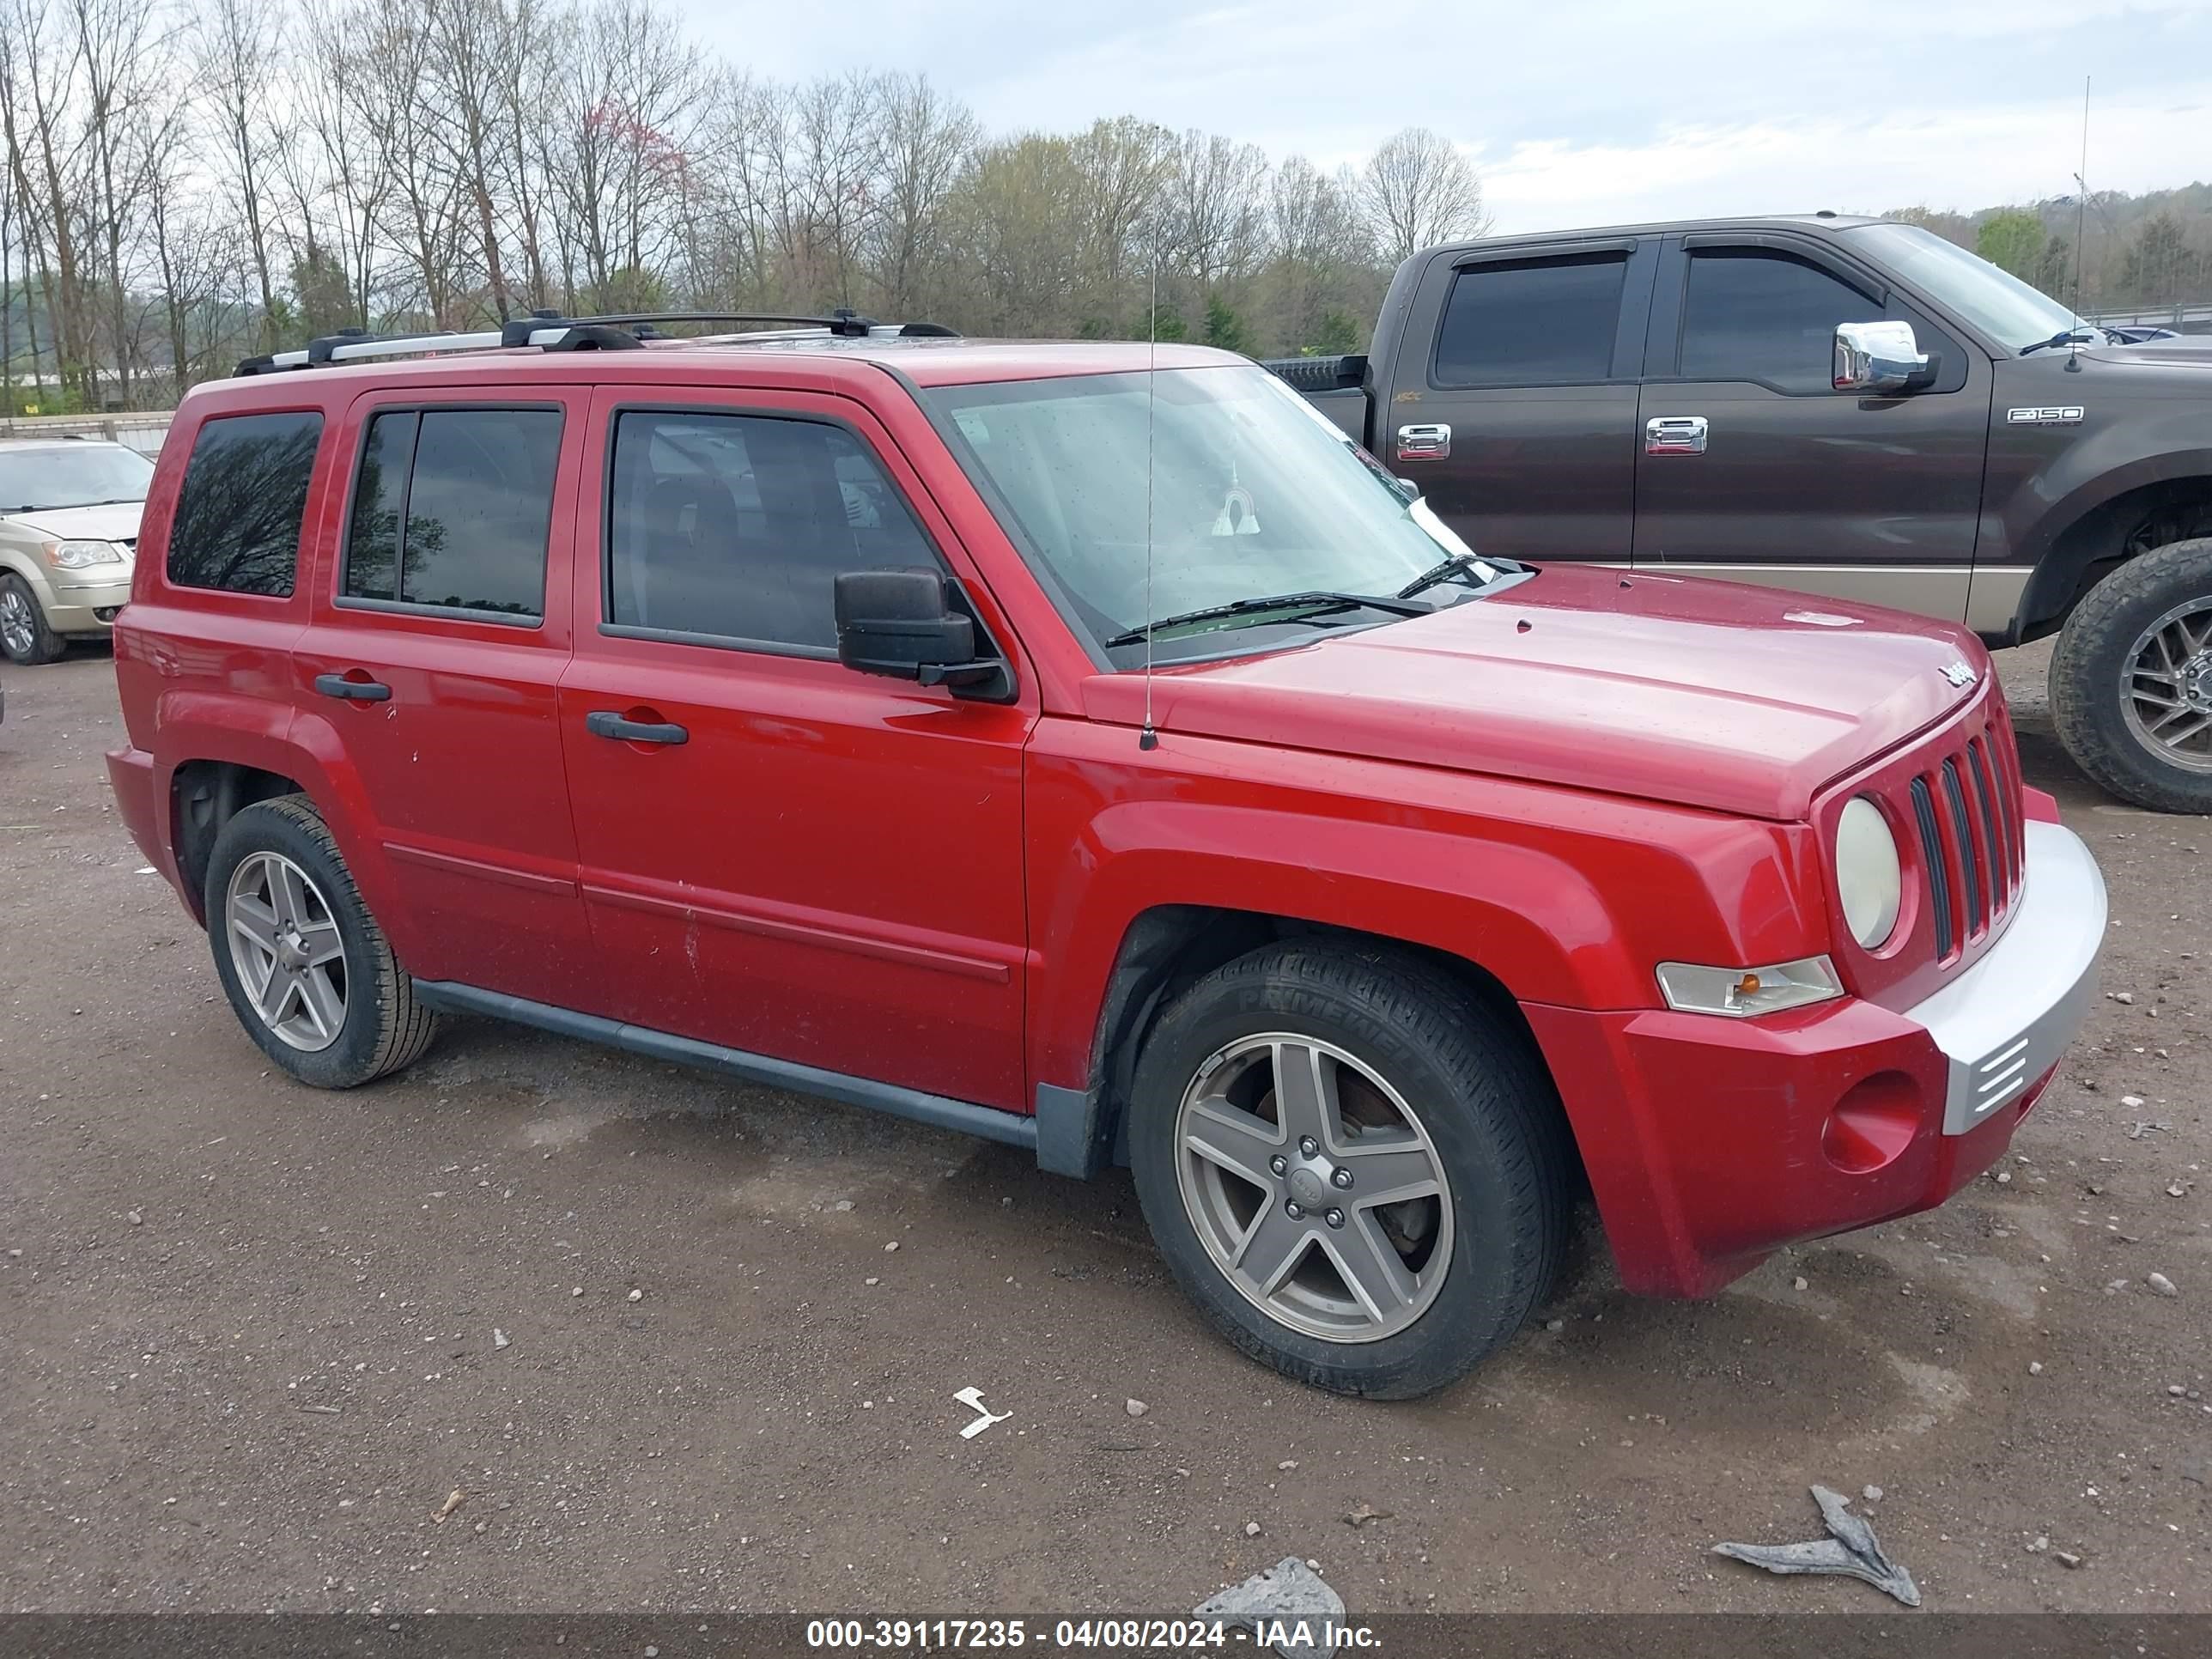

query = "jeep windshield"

[
  {"left": 0, "top": 444, "right": 154, "bottom": 514},
  {"left": 1844, "top": 222, "right": 2090, "bottom": 354},
  {"left": 924, "top": 364, "right": 1520, "bottom": 661}
]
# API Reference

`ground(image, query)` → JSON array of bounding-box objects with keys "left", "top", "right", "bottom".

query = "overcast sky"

[{"left": 672, "top": 0, "right": 2212, "bottom": 232}]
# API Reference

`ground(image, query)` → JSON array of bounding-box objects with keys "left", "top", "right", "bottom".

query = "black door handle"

[
  {"left": 314, "top": 672, "right": 392, "bottom": 702},
  {"left": 586, "top": 710, "right": 688, "bottom": 745}
]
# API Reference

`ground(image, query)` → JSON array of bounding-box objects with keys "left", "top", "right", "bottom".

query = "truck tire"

[
  {"left": 2050, "top": 538, "right": 2212, "bottom": 814},
  {"left": 0, "top": 571, "right": 66, "bottom": 665},
  {"left": 203, "top": 794, "right": 438, "bottom": 1088},
  {"left": 1126, "top": 940, "right": 1571, "bottom": 1399}
]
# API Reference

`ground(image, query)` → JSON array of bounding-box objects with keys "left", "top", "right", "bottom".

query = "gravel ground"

[{"left": 0, "top": 641, "right": 2205, "bottom": 1616}]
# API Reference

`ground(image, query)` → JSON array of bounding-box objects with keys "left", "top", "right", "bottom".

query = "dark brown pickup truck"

[{"left": 1267, "top": 214, "right": 2212, "bottom": 813}]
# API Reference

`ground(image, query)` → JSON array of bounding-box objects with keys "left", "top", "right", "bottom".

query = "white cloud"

[
  {"left": 674, "top": 0, "right": 2212, "bottom": 226},
  {"left": 1479, "top": 89, "right": 2212, "bottom": 232}
]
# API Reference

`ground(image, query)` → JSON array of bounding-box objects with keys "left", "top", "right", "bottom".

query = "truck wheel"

[
  {"left": 2051, "top": 538, "right": 2212, "bottom": 814},
  {"left": 0, "top": 572, "right": 65, "bottom": 665},
  {"left": 1126, "top": 941, "right": 1571, "bottom": 1399},
  {"left": 203, "top": 795, "right": 438, "bottom": 1088}
]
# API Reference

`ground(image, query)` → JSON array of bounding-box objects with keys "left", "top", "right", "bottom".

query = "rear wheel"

[
  {"left": 0, "top": 572, "right": 64, "bottom": 665},
  {"left": 1127, "top": 941, "right": 1571, "bottom": 1399},
  {"left": 204, "top": 795, "right": 437, "bottom": 1088},
  {"left": 2051, "top": 538, "right": 2212, "bottom": 814}
]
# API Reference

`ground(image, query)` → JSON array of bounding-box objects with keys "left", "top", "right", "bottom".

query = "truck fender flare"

[{"left": 2011, "top": 436, "right": 2212, "bottom": 635}]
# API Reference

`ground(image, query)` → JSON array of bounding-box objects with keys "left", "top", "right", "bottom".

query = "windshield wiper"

[
  {"left": 1103, "top": 590, "right": 1427, "bottom": 648},
  {"left": 1396, "top": 551, "right": 1520, "bottom": 599},
  {"left": 2020, "top": 327, "right": 2098, "bottom": 356}
]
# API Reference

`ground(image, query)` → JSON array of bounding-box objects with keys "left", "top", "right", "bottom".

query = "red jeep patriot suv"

[{"left": 108, "top": 313, "right": 2106, "bottom": 1398}]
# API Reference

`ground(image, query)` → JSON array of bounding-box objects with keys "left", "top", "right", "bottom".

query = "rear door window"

[
  {"left": 167, "top": 411, "right": 324, "bottom": 597},
  {"left": 1432, "top": 254, "right": 1629, "bottom": 386},
  {"left": 343, "top": 406, "right": 562, "bottom": 620}
]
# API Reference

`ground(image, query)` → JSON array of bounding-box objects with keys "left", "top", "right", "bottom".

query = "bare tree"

[
  {"left": 1358, "top": 125, "right": 1488, "bottom": 262},
  {"left": 195, "top": 0, "right": 283, "bottom": 351},
  {"left": 867, "top": 75, "right": 975, "bottom": 317}
]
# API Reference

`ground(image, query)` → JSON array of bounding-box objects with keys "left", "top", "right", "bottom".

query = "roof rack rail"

[{"left": 234, "top": 307, "right": 959, "bottom": 377}]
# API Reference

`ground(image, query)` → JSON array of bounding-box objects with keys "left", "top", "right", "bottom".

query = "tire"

[
  {"left": 0, "top": 571, "right": 65, "bottom": 665},
  {"left": 2050, "top": 537, "right": 2212, "bottom": 814},
  {"left": 202, "top": 794, "right": 438, "bottom": 1088},
  {"left": 1126, "top": 941, "right": 1572, "bottom": 1400}
]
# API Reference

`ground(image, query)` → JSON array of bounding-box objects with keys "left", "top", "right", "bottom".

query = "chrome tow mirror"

[{"left": 1834, "top": 320, "right": 1936, "bottom": 395}]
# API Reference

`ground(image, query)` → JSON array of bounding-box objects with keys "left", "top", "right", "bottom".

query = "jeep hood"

[
  {"left": 1, "top": 501, "right": 143, "bottom": 544},
  {"left": 1079, "top": 563, "right": 1988, "bottom": 820}
]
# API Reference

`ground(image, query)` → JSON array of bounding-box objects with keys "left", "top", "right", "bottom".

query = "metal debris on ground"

[
  {"left": 1194, "top": 1556, "right": 1345, "bottom": 1659},
  {"left": 951, "top": 1386, "right": 1010, "bottom": 1439},
  {"left": 1711, "top": 1484, "right": 1921, "bottom": 1607}
]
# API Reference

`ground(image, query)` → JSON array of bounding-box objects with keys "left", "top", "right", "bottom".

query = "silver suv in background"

[{"left": 0, "top": 438, "right": 155, "bottom": 665}]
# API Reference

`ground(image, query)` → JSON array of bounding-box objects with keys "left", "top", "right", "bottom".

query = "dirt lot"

[{"left": 1, "top": 642, "right": 2206, "bottom": 1618}]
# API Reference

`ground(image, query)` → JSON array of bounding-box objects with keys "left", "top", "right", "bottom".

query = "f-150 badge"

[{"left": 2006, "top": 406, "right": 2084, "bottom": 425}]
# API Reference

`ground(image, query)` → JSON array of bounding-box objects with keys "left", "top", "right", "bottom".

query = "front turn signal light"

[{"left": 1656, "top": 957, "right": 1844, "bottom": 1018}]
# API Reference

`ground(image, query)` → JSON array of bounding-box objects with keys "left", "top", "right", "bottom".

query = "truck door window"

[
  {"left": 604, "top": 410, "right": 939, "bottom": 653},
  {"left": 342, "top": 406, "right": 562, "bottom": 620},
  {"left": 1677, "top": 251, "right": 1883, "bottom": 393},
  {"left": 1432, "top": 254, "right": 1627, "bottom": 387}
]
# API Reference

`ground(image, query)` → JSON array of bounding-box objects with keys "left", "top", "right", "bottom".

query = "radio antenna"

[
  {"left": 1138, "top": 253, "right": 1160, "bottom": 751},
  {"left": 2069, "top": 76, "right": 2090, "bottom": 372}
]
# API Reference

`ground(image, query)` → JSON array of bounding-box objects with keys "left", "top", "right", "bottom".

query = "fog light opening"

[{"left": 1822, "top": 1071, "right": 1922, "bottom": 1174}]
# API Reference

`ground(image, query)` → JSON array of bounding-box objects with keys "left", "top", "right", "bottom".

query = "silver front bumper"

[{"left": 1903, "top": 818, "right": 2106, "bottom": 1135}]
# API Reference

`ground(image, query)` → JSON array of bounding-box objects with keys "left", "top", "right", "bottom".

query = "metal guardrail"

[
  {"left": 0, "top": 413, "right": 172, "bottom": 457},
  {"left": 2081, "top": 302, "right": 2212, "bottom": 335}
]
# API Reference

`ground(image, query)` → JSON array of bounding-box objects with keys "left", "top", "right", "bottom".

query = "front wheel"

[
  {"left": 0, "top": 571, "right": 65, "bottom": 665},
  {"left": 2051, "top": 538, "right": 2212, "bottom": 814},
  {"left": 1127, "top": 942, "right": 1572, "bottom": 1399}
]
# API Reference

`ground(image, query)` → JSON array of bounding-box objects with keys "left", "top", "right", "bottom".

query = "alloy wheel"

[
  {"left": 0, "top": 586, "right": 36, "bottom": 659},
  {"left": 2121, "top": 596, "right": 2212, "bottom": 774},
  {"left": 225, "top": 851, "right": 349, "bottom": 1052},
  {"left": 1174, "top": 1033, "right": 1453, "bottom": 1342}
]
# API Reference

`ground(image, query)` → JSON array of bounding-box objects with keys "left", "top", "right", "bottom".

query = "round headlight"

[{"left": 1835, "top": 796, "right": 1902, "bottom": 950}]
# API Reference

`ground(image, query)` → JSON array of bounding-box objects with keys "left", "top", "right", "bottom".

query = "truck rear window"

[
  {"left": 1432, "top": 254, "right": 1626, "bottom": 387},
  {"left": 167, "top": 412, "right": 324, "bottom": 598}
]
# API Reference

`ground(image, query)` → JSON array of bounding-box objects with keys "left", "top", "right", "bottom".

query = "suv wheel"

[
  {"left": 0, "top": 571, "right": 65, "bottom": 665},
  {"left": 1127, "top": 942, "right": 1571, "bottom": 1399},
  {"left": 2051, "top": 538, "right": 2212, "bottom": 814},
  {"left": 204, "top": 795, "right": 438, "bottom": 1088}
]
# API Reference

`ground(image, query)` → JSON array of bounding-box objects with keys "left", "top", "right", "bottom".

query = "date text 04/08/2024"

[{"left": 804, "top": 1618, "right": 1384, "bottom": 1649}]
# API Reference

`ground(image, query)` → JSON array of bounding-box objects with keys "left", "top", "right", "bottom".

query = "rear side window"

[
  {"left": 605, "top": 410, "right": 939, "bottom": 651},
  {"left": 1433, "top": 254, "right": 1627, "bottom": 386},
  {"left": 343, "top": 407, "right": 562, "bottom": 619},
  {"left": 1677, "top": 251, "right": 1884, "bottom": 392},
  {"left": 167, "top": 412, "right": 323, "bottom": 597}
]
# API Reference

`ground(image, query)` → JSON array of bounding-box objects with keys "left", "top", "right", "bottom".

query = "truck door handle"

[
  {"left": 1395, "top": 422, "right": 1451, "bottom": 462},
  {"left": 1645, "top": 415, "right": 1709, "bottom": 455},
  {"left": 586, "top": 710, "right": 689, "bottom": 746},
  {"left": 313, "top": 672, "right": 392, "bottom": 702}
]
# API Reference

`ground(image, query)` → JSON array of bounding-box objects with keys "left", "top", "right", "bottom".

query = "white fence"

[{"left": 0, "top": 413, "right": 172, "bottom": 458}]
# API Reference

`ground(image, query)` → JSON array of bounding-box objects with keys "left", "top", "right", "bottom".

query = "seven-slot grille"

[{"left": 1896, "top": 725, "right": 2026, "bottom": 961}]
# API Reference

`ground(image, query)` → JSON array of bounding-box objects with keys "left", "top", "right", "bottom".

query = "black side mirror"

[{"left": 834, "top": 568, "right": 1011, "bottom": 697}]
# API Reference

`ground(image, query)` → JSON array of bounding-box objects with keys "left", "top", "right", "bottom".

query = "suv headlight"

[
  {"left": 1835, "top": 796, "right": 1903, "bottom": 949},
  {"left": 46, "top": 539, "right": 126, "bottom": 570}
]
